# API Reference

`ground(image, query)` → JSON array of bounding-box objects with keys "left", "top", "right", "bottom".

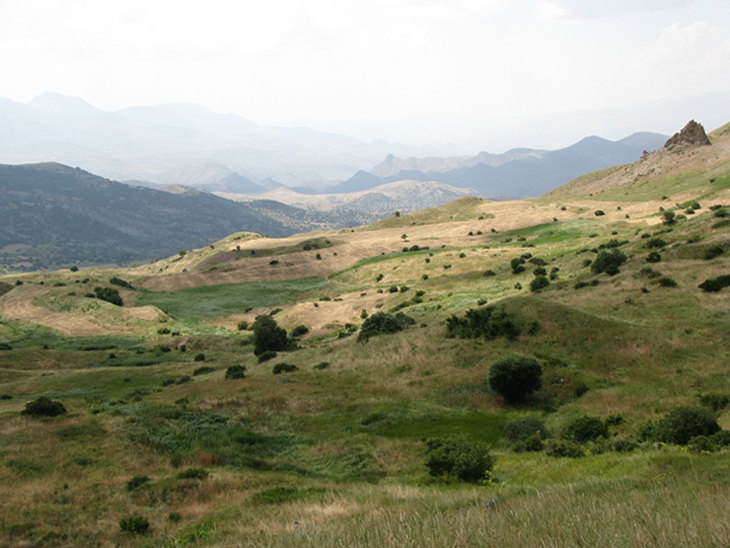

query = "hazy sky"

[{"left": 1, "top": 0, "right": 729, "bottom": 149}]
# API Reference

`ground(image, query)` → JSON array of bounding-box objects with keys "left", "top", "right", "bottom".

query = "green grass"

[{"left": 135, "top": 277, "right": 329, "bottom": 318}]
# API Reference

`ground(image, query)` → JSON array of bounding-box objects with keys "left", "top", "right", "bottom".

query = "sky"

[{"left": 1, "top": 0, "right": 729, "bottom": 151}]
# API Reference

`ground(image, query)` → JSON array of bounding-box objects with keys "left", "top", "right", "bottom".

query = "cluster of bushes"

[
  {"left": 446, "top": 306, "right": 522, "bottom": 341},
  {"left": 506, "top": 407, "right": 728, "bottom": 458},
  {"left": 357, "top": 311, "right": 414, "bottom": 342}
]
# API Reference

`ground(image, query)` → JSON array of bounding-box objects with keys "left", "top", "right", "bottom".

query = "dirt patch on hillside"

[{"left": 0, "top": 285, "right": 116, "bottom": 336}]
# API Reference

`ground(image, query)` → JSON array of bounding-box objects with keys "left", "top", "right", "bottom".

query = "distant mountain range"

[
  {"left": 0, "top": 93, "right": 462, "bottom": 187},
  {"left": 0, "top": 163, "right": 379, "bottom": 271},
  {"left": 330, "top": 132, "right": 668, "bottom": 198}
]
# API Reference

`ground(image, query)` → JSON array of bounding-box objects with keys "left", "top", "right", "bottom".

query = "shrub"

[
  {"left": 699, "top": 392, "right": 730, "bottom": 411},
  {"left": 662, "top": 210, "right": 676, "bottom": 224},
  {"left": 699, "top": 275, "right": 730, "bottom": 292},
  {"left": 546, "top": 439, "right": 584, "bottom": 458},
  {"left": 224, "top": 365, "right": 247, "bottom": 380},
  {"left": 257, "top": 350, "right": 277, "bottom": 363},
  {"left": 192, "top": 366, "right": 214, "bottom": 376},
  {"left": 93, "top": 286, "right": 123, "bottom": 306},
  {"left": 483, "top": 269, "right": 496, "bottom": 277},
  {"left": 21, "top": 396, "right": 67, "bottom": 417},
  {"left": 563, "top": 416, "right": 608, "bottom": 443},
  {"left": 529, "top": 275, "right": 550, "bottom": 292},
  {"left": 273, "top": 363, "right": 298, "bottom": 375},
  {"left": 591, "top": 249, "right": 627, "bottom": 276},
  {"left": 119, "top": 515, "right": 150, "bottom": 535},
  {"left": 645, "top": 238, "right": 667, "bottom": 249},
  {"left": 506, "top": 418, "right": 550, "bottom": 443},
  {"left": 194, "top": 353, "right": 205, "bottom": 362},
  {"left": 357, "top": 311, "right": 411, "bottom": 342},
  {"left": 290, "top": 325, "right": 309, "bottom": 338},
  {"left": 446, "top": 306, "right": 521, "bottom": 341},
  {"left": 533, "top": 267, "right": 547, "bottom": 276},
  {"left": 704, "top": 246, "right": 725, "bottom": 260},
  {"left": 253, "top": 315, "right": 289, "bottom": 356},
  {"left": 126, "top": 475, "right": 151, "bottom": 491},
  {"left": 657, "top": 277, "right": 678, "bottom": 288},
  {"left": 488, "top": 356, "right": 542, "bottom": 403},
  {"left": 237, "top": 320, "right": 249, "bottom": 331},
  {"left": 424, "top": 436, "right": 495, "bottom": 483},
  {"left": 176, "top": 468, "right": 209, "bottom": 480},
  {"left": 0, "top": 343, "right": 11, "bottom": 351},
  {"left": 648, "top": 407, "right": 721, "bottom": 445},
  {"left": 313, "top": 362, "right": 330, "bottom": 370},
  {"left": 157, "top": 327, "right": 170, "bottom": 335},
  {"left": 109, "top": 276, "right": 132, "bottom": 288},
  {"left": 646, "top": 251, "right": 662, "bottom": 263},
  {"left": 594, "top": 210, "right": 605, "bottom": 216}
]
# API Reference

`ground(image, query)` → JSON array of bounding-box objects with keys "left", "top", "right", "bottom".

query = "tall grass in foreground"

[{"left": 214, "top": 481, "right": 730, "bottom": 548}]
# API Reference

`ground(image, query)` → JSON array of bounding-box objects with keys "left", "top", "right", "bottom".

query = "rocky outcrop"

[{"left": 664, "top": 120, "right": 711, "bottom": 149}]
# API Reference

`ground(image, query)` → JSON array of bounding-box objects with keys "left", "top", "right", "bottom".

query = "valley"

[{"left": 0, "top": 120, "right": 729, "bottom": 547}]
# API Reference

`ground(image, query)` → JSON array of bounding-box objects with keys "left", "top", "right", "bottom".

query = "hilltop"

[{"left": 0, "top": 120, "right": 729, "bottom": 547}]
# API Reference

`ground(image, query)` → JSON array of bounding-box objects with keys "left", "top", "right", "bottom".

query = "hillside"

[
  {"left": 0, "top": 163, "right": 379, "bottom": 270},
  {"left": 1, "top": 120, "right": 730, "bottom": 547}
]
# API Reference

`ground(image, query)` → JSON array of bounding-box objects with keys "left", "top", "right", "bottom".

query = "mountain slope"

[{"left": 0, "top": 163, "right": 375, "bottom": 270}]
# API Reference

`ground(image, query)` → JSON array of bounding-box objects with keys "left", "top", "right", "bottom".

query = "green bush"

[
  {"left": 563, "top": 416, "right": 608, "bottom": 443},
  {"left": 645, "top": 238, "right": 667, "bottom": 249},
  {"left": 510, "top": 257, "right": 526, "bottom": 274},
  {"left": 21, "top": 396, "right": 67, "bottom": 417},
  {"left": 488, "top": 356, "right": 542, "bottom": 403},
  {"left": 591, "top": 249, "right": 627, "bottom": 276},
  {"left": 646, "top": 251, "right": 662, "bottom": 263},
  {"left": 446, "top": 306, "right": 521, "bottom": 341},
  {"left": 699, "top": 275, "right": 730, "bottom": 292},
  {"left": 699, "top": 392, "right": 730, "bottom": 411},
  {"left": 109, "top": 276, "right": 132, "bottom": 288},
  {"left": 119, "top": 515, "right": 149, "bottom": 535},
  {"left": 546, "top": 439, "right": 584, "bottom": 458},
  {"left": 704, "top": 246, "right": 725, "bottom": 260},
  {"left": 126, "top": 475, "right": 151, "bottom": 491},
  {"left": 257, "top": 350, "right": 277, "bottom": 363},
  {"left": 176, "top": 468, "right": 209, "bottom": 480},
  {"left": 529, "top": 275, "right": 550, "bottom": 292},
  {"left": 424, "top": 436, "right": 495, "bottom": 483},
  {"left": 291, "top": 325, "right": 309, "bottom": 337},
  {"left": 657, "top": 277, "right": 678, "bottom": 288},
  {"left": 273, "top": 363, "right": 298, "bottom": 375},
  {"left": 357, "top": 311, "right": 411, "bottom": 342},
  {"left": 94, "top": 286, "right": 123, "bottom": 306},
  {"left": 194, "top": 353, "right": 205, "bottom": 362},
  {"left": 644, "top": 407, "right": 721, "bottom": 445},
  {"left": 506, "top": 418, "right": 550, "bottom": 444},
  {"left": 224, "top": 365, "right": 246, "bottom": 380},
  {"left": 237, "top": 320, "right": 249, "bottom": 331}
]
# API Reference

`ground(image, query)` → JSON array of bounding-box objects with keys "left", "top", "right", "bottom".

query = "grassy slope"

[{"left": 0, "top": 126, "right": 730, "bottom": 547}]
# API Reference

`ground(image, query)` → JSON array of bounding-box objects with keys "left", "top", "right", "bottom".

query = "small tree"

[
  {"left": 252, "top": 315, "right": 289, "bottom": 356},
  {"left": 591, "top": 249, "right": 627, "bottom": 276},
  {"left": 21, "top": 396, "right": 67, "bottom": 417},
  {"left": 488, "top": 356, "right": 542, "bottom": 403}
]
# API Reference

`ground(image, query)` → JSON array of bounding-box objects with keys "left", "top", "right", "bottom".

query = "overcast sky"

[{"left": 1, "top": 0, "right": 729, "bottom": 150}]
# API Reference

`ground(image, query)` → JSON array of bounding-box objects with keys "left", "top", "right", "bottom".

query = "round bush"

[
  {"left": 119, "top": 515, "right": 150, "bottom": 535},
  {"left": 652, "top": 407, "right": 720, "bottom": 445},
  {"left": 563, "top": 416, "right": 608, "bottom": 443},
  {"left": 224, "top": 365, "right": 247, "bottom": 380},
  {"left": 488, "top": 356, "right": 542, "bottom": 403},
  {"left": 21, "top": 396, "right": 67, "bottom": 417},
  {"left": 425, "top": 436, "right": 495, "bottom": 483},
  {"left": 529, "top": 275, "right": 550, "bottom": 292}
]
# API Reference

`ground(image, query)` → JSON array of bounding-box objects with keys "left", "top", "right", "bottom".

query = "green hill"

[{"left": 0, "top": 122, "right": 729, "bottom": 547}]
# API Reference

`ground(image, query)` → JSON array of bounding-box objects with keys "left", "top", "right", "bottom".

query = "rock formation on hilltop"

[{"left": 664, "top": 120, "right": 711, "bottom": 149}]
